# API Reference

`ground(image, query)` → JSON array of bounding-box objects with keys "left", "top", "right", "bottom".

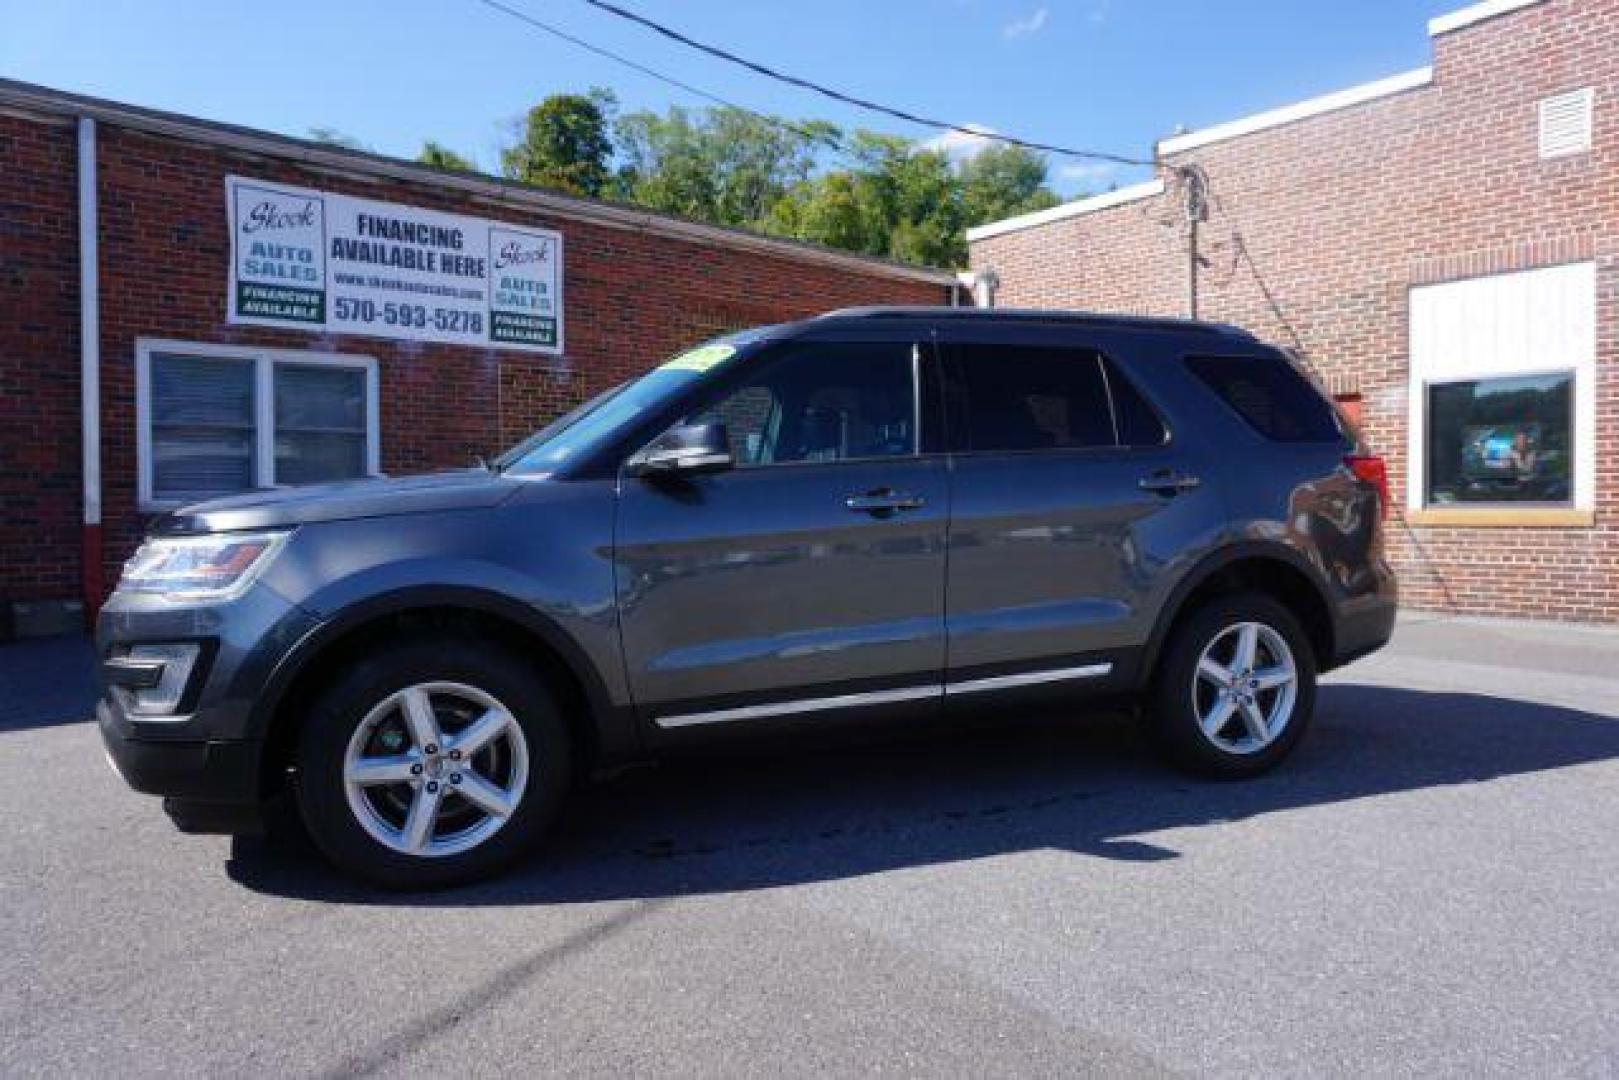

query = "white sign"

[{"left": 226, "top": 176, "right": 563, "bottom": 353}]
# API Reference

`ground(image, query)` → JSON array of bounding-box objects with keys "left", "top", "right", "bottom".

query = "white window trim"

[
  {"left": 136, "top": 338, "right": 380, "bottom": 512},
  {"left": 1406, "top": 262, "right": 1596, "bottom": 515}
]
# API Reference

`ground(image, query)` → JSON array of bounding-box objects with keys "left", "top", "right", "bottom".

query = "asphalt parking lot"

[{"left": 4, "top": 615, "right": 1618, "bottom": 1077}]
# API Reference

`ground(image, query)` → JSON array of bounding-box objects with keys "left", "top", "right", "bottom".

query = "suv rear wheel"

[
  {"left": 294, "top": 638, "right": 571, "bottom": 889},
  {"left": 1145, "top": 592, "right": 1316, "bottom": 778}
]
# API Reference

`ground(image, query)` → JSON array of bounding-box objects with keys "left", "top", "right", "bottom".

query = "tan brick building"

[{"left": 968, "top": 0, "right": 1618, "bottom": 623}]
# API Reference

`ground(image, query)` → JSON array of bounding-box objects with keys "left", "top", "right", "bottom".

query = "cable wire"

[
  {"left": 577, "top": 0, "right": 1154, "bottom": 167},
  {"left": 471, "top": 0, "right": 850, "bottom": 154}
]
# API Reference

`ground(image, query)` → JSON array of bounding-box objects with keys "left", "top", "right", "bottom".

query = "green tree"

[
  {"left": 767, "top": 132, "right": 973, "bottom": 266},
  {"left": 418, "top": 141, "right": 477, "bottom": 173},
  {"left": 502, "top": 89, "right": 616, "bottom": 197},
  {"left": 307, "top": 126, "right": 369, "bottom": 151},
  {"left": 614, "top": 106, "right": 827, "bottom": 228},
  {"left": 959, "top": 143, "right": 1061, "bottom": 226}
]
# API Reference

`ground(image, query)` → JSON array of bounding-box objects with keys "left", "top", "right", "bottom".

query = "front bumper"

[
  {"left": 94, "top": 581, "right": 319, "bottom": 830},
  {"left": 98, "top": 697, "right": 262, "bottom": 802}
]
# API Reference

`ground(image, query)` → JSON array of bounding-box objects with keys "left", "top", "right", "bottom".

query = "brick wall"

[
  {"left": 0, "top": 111, "right": 948, "bottom": 609},
  {"left": 0, "top": 116, "right": 81, "bottom": 605},
  {"left": 969, "top": 0, "right": 1619, "bottom": 622}
]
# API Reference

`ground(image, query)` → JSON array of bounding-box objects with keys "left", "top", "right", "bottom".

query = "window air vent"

[{"left": 1539, "top": 89, "right": 1593, "bottom": 159}]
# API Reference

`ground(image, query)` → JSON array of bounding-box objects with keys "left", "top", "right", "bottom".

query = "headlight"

[{"left": 118, "top": 530, "right": 290, "bottom": 602}]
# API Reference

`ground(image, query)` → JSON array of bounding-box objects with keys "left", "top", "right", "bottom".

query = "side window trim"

[{"left": 1095, "top": 354, "right": 1124, "bottom": 447}]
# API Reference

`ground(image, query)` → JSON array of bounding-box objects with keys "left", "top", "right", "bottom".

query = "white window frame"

[
  {"left": 1407, "top": 262, "right": 1596, "bottom": 515},
  {"left": 136, "top": 338, "right": 381, "bottom": 511}
]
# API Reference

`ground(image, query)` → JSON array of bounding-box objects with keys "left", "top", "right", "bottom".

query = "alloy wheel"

[
  {"left": 342, "top": 681, "right": 530, "bottom": 857},
  {"left": 1191, "top": 621, "right": 1299, "bottom": 754}
]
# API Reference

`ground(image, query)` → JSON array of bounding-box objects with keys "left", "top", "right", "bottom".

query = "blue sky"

[{"left": 2, "top": 0, "right": 1461, "bottom": 197}]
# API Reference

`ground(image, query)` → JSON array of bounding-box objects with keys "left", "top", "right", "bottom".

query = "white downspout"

[{"left": 78, "top": 117, "right": 102, "bottom": 617}]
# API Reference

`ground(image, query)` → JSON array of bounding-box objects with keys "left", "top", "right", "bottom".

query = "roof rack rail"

[{"left": 817, "top": 305, "right": 1255, "bottom": 338}]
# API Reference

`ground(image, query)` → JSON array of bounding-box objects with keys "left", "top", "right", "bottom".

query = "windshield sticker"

[{"left": 659, "top": 343, "right": 736, "bottom": 373}]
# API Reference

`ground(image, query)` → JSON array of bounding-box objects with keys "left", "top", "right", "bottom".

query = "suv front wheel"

[
  {"left": 1146, "top": 592, "right": 1317, "bottom": 778},
  {"left": 294, "top": 639, "right": 572, "bottom": 889}
]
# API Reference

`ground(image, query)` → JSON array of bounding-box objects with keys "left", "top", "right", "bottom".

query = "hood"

[{"left": 154, "top": 469, "right": 520, "bottom": 535}]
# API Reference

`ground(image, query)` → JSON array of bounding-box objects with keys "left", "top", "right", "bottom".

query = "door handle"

[
  {"left": 846, "top": 489, "right": 926, "bottom": 514},
  {"left": 1138, "top": 470, "right": 1202, "bottom": 496}
]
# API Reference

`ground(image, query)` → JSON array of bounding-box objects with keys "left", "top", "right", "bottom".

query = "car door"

[
  {"left": 941, "top": 328, "right": 1221, "bottom": 694},
  {"left": 614, "top": 335, "right": 950, "bottom": 734}
]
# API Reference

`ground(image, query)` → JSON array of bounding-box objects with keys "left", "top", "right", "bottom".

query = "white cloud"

[
  {"left": 1058, "top": 161, "right": 1121, "bottom": 185},
  {"left": 1002, "top": 6, "right": 1048, "bottom": 39},
  {"left": 923, "top": 123, "right": 1000, "bottom": 161}
]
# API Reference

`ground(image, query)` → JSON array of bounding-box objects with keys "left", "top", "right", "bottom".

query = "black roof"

[{"left": 818, "top": 306, "right": 1256, "bottom": 339}]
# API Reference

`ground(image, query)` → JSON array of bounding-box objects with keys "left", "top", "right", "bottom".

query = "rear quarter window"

[{"left": 1185, "top": 354, "right": 1342, "bottom": 443}]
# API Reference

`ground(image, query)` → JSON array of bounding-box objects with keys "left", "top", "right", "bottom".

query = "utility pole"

[{"left": 1181, "top": 165, "right": 1208, "bottom": 319}]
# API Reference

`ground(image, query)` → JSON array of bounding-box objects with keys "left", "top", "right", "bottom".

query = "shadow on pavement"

[
  {"left": 228, "top": 682, "right": 1619, "bottom": 906},
  {"left": 0, "top": 634, "right": 97, "bottom": 732}
]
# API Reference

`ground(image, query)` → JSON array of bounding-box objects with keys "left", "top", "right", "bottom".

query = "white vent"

[{"left": 1539, "top": 88, "right": 1593, "bottom": 159}]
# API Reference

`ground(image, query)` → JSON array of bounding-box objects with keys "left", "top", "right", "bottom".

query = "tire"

[
  {"left": 294, "top": 637, "right": 572, "bottom": 890},
  {"left": 1144, "top": 591, "right": 1317, "bottom": 779}
]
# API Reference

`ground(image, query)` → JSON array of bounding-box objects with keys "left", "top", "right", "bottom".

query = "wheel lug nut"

[
  {"left": 450, "top": 773, "right": 462, "bottom": 785},
  {"left": 449, "top": 749, "right": 462, "bottom": 761},
  {"left": 425, "top": 744, "right": 439, "bottom": 755},
  {"left": 426, "top": 781, "right": 439, "bottom": 793},
  {"left": 410, "top": 763, "right": 423, "bottom": 775}
]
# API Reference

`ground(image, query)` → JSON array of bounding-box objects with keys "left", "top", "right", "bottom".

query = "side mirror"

[{"left": 627, "top": 422, "right": 733, "bottom": 478}]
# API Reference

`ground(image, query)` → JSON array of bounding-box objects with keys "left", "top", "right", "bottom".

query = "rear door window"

[
  {"left": 1185, "top": 354, "right": 1342, "bottom": 443},
  {"left": 953, "top": 345, "right": 1116, "bottom": 452}
]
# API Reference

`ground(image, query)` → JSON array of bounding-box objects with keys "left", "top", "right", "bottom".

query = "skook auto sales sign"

[{"left": 227, "top": 176, "right": 563, "bottom": 353}]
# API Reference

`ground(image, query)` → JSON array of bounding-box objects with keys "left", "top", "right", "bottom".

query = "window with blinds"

[
  {"left": 140, "top": 344, "right": 377, "bottom": 507},
  {"left": 150, "top": 353, "right": 257, "bottom": 503},
  {"left": 274, "top": 364, "right": 368, "bottom": 486}
]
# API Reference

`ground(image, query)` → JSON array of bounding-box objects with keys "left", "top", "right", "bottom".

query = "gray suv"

[{"left": 98, "top": 308, "right": 1396, "bottom": 888}]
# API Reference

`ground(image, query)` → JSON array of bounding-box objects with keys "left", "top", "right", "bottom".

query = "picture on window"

[{"left": 1426, "top": 373, "right": 1572, "bottom": 506}]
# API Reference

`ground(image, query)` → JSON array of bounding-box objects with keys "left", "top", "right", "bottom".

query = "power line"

[
  {"left": 470, "top": 0, "right": 850, "bottom": 155},
  {"left": 576, "top": 0, "right": 1154, "bottom": 168},
  {"left": 1207, "top": 189, "right": 1310, "bottom": 362}
]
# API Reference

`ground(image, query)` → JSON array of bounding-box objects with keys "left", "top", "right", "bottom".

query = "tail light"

[{"left": 1345, "top": 455, "right": 1390, "bottom": 518}]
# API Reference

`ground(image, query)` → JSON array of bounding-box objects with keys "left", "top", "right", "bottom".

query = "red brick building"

[
  {"left": 968, "top": 0, "right": 1618, "bottom": 623},
  {"left": 0, "top": 81, "right": 955, "bottom": 636}
]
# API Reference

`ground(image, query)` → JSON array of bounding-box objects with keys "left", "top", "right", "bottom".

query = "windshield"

[{"left": 497, "top": 338, "right": 748, "bottom": 474}]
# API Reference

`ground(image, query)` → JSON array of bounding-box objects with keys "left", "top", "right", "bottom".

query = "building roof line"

[
  {"left": 1155, "top": 66, "right": 1434, "bottom": 158},
  {"left": 0, "top": 77, "right": 957, "bottom": 288},
  {"left": 1429, "top": 0, "right": 1546, "bottom": 36},
  {"left": 964, "top": 179, "right": 1167, "bottom": 243}
]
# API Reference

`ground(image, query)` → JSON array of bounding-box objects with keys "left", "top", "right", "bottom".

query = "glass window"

[
  {"left": 1186, "top": 354, "right": 1341, "bottom": 443},
  {"left": 1103, "top": 359, "right": 1168, "bottom": 447},
  {"left": 1426, "top": 373, "right": 1573, "bottom": 506},
  {"left": 955, "top": 346, "right": 1114, "bottom": 452},
  {"left": 150, "top": 353, "right": 257, "bottom": 503},
  {"left": 143, "top": 346, "right": 376, "bottom": 506},
  {"left": 689, "top": 343, "right": 916, "bottom": 465},
  {"left": 275, "top": 364, "right": 368, "bottom": 485}
]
